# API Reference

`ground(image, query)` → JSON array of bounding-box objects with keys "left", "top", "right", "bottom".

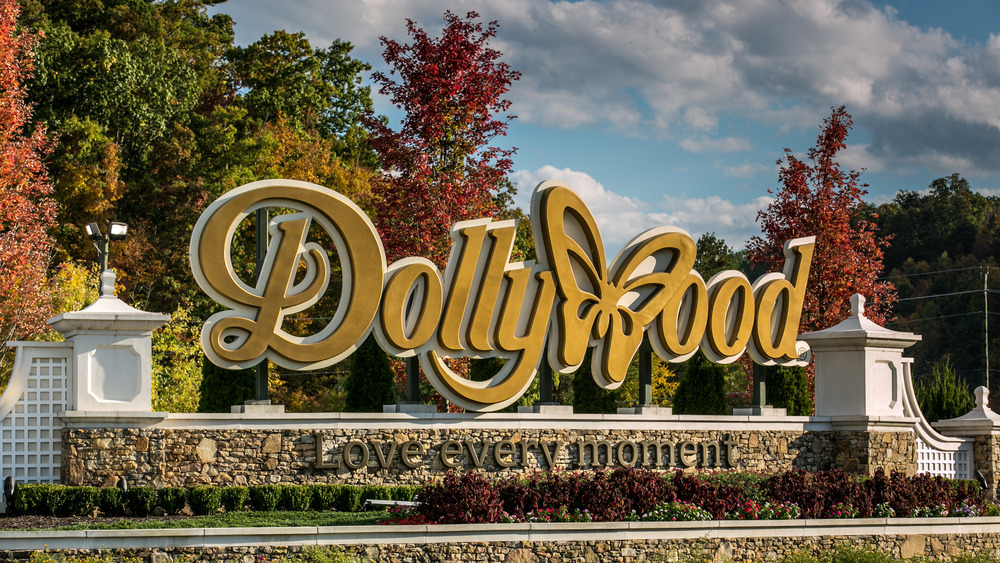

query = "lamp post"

[{"left": 85, "top": 221, "right": 128, "bottom": 273}]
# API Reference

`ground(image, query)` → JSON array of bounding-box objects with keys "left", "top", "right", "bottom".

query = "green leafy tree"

[
  {"left": 765, "top": 365, "right": 812, "bottom": 416},
  {"left": 672, "top": 351, "right": 728, "bottom": 415},
  {"left": 571, "top": 349, "right": 622, "bottom": 414},
  {"left": 197, "top": 359, "right": 255, "bottom": 413},
  {"left": 915, "top": 357, "right": 975, "bottom": 423},
  {"left": 151, "top": 305, "right": 204, "bottom": 413},
  {"left": 344, "top": 335, "right": 398, "bottom": 412},
  {"left": 695, "top": 232, "right": 742, "bottom": 279}
]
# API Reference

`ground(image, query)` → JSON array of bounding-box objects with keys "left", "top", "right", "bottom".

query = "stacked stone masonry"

[
  {"left": 3, "top": 532, "right": 1000, "bottom": 562},
  {"left": 61, "top": 426, "right": 917, "bottom": 488}
]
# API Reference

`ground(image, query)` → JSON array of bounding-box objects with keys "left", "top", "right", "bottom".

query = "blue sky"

[{"left": 209, "top": 0, "right": 1000, "bottom": 254}]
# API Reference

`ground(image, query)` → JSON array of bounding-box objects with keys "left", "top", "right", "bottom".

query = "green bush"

[
  {"left": 249, "top": 484, "right": 282, "bottom": 512},
  {"left": 391, "top": 485, "right": 420, "bottom": 502},
  {"left": 361, "top": 484, "right": 391, "bottom": 504},
  {"left": 12, "top": 483, "right": 57, "bottom": 515},
  {"left": 98, "top": 487, "right": 123, "bottom": 516},
  {"left": 310, "top": 484, "right": 338, "bottom": 511},
  {"left": 190, "top": 485, "right": 222, "bottom": 515},
  {"left": 220, "top": 486, "right": 249, "bottom": 512},
  {"left": 54, "top": 487, "right": 98, "bottom": 517},
  {"left": 124, "top": 486, "right": 157, "bottom": 516},
  {"left": 336, "top": 485, "right": 365, "bottom": 512},
  {"left": 281, "top": 484, "right": 314, "bottom": 511},
  {"left": 158, "top": 487, "right": 188, "bottom": 514}
]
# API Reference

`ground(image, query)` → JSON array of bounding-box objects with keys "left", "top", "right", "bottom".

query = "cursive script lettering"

[{"left": 190, "top": 179, "right": 815, "bottom": 411}]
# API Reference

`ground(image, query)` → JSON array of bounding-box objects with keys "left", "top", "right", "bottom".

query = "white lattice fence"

[
  {"left": 916, "top": 436, "right": 972, "bottom": 479},
  {"left": 1, "top": 342, "right": 72, "bottom": 510}
]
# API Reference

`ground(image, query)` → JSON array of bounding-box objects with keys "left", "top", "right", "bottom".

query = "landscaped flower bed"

[{"left": 405, "top": 467, "right": 987, "bottom": 524}]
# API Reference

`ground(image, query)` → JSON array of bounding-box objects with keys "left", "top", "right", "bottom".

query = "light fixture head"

[
  {"left": 108, "top": 222, "right": 128, "bottom": 241},
  {"left": 85, "top": 222, "right": 101, "bottom": 240}
]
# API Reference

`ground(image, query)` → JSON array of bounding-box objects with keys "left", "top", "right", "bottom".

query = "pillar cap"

[
  {"left": 48, "top": 271, "right": 170, "bottom": 337},
  {"left": 800, "top": 294, "right": 921, "bottom": 350},
  {"left": 933, "top": 386, "right": 1000, "bottom": 435}
]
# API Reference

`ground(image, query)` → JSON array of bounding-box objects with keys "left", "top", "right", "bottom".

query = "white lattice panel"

[
  {"left": 917, "top": 436, "right": 971, "bottom": 479},
  {"left": 1, "top": 355, "right": 68, "bottom": 484}
]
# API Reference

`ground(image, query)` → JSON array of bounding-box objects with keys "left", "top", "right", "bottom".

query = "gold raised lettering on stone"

[
  {"left": 190, "top": 179, "right": 385, "bottom": 370},
  {"left": 191, "top": 178, "right": 817, "bottom": 412},
  {"left": 704, "top": 272, "right": 755, "bottom": 363},
  {"left": 438, "top": 221, "right": 489, "bottom": 353},
  {"left": 533, "top": 180, "right": 702, "bottom": 387},
  {"left": 377, "top": 258, "right": 444, "bottom": 355},
  {"left": 749, "top": 237, "right": 816, "bottom": 364}
]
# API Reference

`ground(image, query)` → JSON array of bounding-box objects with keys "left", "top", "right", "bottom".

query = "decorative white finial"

[
  {"left": 976, "top": 386, "right": 990, "bottom": 410},
  {"left": 850, "top": 294, "right": 865, "bottom": 317},
  {"left": 99, "top": 270, "right": 116, "bottom": 297}
]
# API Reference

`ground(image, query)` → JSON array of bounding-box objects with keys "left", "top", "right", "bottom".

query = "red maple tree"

[
  {"left": 0, "top": 0, "right": 56, "bottom": 359},
  {"left": 747, "top": 106, "right": 895, "bottom": 333},
  {"left": 365, "top": 10, "right": 520, "bottom": 267}
]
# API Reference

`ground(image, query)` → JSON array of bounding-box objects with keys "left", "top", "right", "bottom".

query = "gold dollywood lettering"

[{"left": 190, "top": 179, "right": 815, "bottom": 412}]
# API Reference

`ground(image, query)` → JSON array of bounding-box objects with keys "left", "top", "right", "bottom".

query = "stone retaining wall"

[
  {"left": 3, "top": 526, "right": 1000, "bottom": 562},
  {"left": 59, "top": 416, "right": 919, "bottom": 488}
]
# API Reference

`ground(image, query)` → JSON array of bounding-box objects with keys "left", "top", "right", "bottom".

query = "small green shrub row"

[{"left": 9, "top": 483, "right": 420, "bottom": 517}]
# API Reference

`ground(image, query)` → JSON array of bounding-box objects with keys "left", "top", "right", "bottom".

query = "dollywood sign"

[{"left": 190, "top": 179, "right": 815, "bottom": 412}]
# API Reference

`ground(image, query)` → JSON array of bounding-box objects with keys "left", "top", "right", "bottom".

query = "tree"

[
  {"left": 198, "top": 359, "right": 255, "bottom": 413},
  {"left": 366, "top": 10, "right": 520, "bottom": 266},
  {"left": 672, "top": 351, "right": 728, "bottom": 415},
  {"left": 747, "top": 106, "right": 895, "bottom": 331},
  {"left": 151, "top": 304, "right": 204, "bottom": 413},
  {"left": 695, "top": 232, "right": 742, "bottom": 279},
  {"left": 765, "top": 365, "right": 812, "bottom": 416},
  {"left": 344, "top": 335, "right": 398, "bottom": 412},
  {"left": 571, "top": 349, "right": 621, "bottom": 414},
  {"left": 0, "top": 0, "right": 57, "bottom": 382},
  {"left": 915, "top": 357, "right": 974, "bottom": 423}
]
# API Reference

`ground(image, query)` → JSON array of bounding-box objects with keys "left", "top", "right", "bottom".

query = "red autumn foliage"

[
  {"left": 365, "top": 10, "right": 519, "bottom": 268},
  {"left": 746, "top": 106, "right": 895, "bottom": 332},
  {"left": 0, "top": 0, "right": 56, "bottom": 353}
]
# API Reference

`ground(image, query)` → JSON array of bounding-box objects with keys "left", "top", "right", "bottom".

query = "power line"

[
  {"left": 895, "top": 289, "right": 983, "bottom": 302},
  {"left": 879, "top": 265, "right": 986, "bottom": 280},
  {"left": 887, "top": 311, "right": 983, "bottom": 325}
]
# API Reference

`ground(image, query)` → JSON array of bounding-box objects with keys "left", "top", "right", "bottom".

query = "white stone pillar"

[
  {"left": 801, "top": 294, "right": 921, "bottom": 419},
  {"left": 48, "top": 271, "right": 170, "bottom": 414}
]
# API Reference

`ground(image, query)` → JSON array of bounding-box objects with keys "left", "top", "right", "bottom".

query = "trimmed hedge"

[
  {"left": 7, "top": 482, "right": 417, "bottom": 517},
  {"left": 220, "top": 486, "right": 249, "bottom": 512},
  {"left": 190, "top": 485, "right": 222, "bottom": 515},
  {"left": 158, "top": 487, "right": 188, "bottom": 515}
]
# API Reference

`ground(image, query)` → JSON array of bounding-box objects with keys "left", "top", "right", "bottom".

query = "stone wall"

[
  {"left": 975, "top": 433, "right": 1000, "bottom": 498},
  {"left": 835, "top": 430, "right": 917, "bottom": 476},
  {"left": 60, "top": 422, "right": 922, "bottom": 488},
  {"left": 3, "top": 531, "right": 998, "bottom": 562}
]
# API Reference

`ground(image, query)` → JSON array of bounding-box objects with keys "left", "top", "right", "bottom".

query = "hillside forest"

[{"left": 0, "top": 0, "right": 994, "bottom": 419}]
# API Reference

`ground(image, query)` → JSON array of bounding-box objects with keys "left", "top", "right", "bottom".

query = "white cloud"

[
  {"left": 723, "top": 163, "right": 772, "bottom": 179},
  {"left": 213, "top": 0, "right": 1000, "bottom": 176},
  {"left": 680, "top": 136, "right": 752, "bottom": 154},
  {"left": 511, "top": 165, "right": 768, "bottom": 253}
]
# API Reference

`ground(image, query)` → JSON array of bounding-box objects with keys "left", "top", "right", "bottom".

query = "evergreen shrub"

[
  {"left": 190, "top": 485, "right": 222, "bottom": 515},
  {"left": 220, "top": 486, "right": 249, "bottom": 512}
]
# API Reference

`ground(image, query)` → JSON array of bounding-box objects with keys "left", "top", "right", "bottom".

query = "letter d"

[{"left": 748, "top": 237, "right": 815, "bottom": 365}]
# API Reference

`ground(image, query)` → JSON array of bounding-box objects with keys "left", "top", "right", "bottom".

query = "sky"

[{"left": 208, "top": 0, "right": 1000, "bottom": 254}]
